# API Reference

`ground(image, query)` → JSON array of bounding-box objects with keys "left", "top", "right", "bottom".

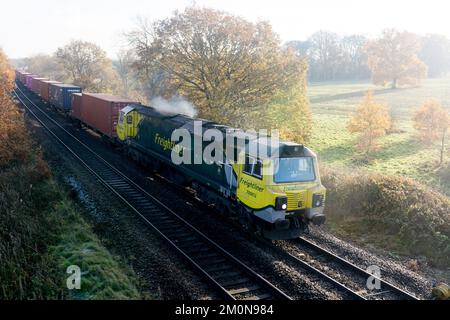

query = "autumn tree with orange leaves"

[
  {"left": 0, "top": 48, "right": 34, "bottom": 167},
  {"left": 367, "top": 29, "right": 427, "bottom": 89},
  {"left": 412, "top": 99, "right": 450, "bottom": 165},
  {"left": 347, "top": 91, "right": 391, "bottom": 156}
]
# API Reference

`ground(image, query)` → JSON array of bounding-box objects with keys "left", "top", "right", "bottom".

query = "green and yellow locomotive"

[{"left": 117, "top": 104, "right": 326, "bottom": 240}]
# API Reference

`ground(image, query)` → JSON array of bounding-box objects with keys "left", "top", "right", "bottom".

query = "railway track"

[
  {"left": 282, "top": 237, "right": 419, "bottom": 300},
  {"left": 13, "top": 84, "right": 291, "bottom": 301}
]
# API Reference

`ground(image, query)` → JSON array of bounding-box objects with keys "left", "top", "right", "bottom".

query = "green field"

[{"left": 307, "top": 77, "right": 450, "bottom": 194}]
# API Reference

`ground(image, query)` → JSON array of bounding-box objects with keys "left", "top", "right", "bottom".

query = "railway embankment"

[{"left": 0, "top": 91, "right": 141, "bottom": 299}]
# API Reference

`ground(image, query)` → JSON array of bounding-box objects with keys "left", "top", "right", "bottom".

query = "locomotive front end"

[{"left": 235, "top": 141, "right": 326, "bottom": 240}]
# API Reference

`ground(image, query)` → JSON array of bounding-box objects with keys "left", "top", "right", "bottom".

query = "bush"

[{"left": 321, "top": 165, "right": 450, "bottom": 267}]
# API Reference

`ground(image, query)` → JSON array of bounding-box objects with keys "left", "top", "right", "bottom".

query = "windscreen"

[{"left": 273, "top": 157, "right": 315, "bottom": 183}]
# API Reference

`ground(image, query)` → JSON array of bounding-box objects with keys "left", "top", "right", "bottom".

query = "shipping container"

[
  {"left": 15, "top": 70, "right": 23, "bottom": 82},
  {"left": 19, "top": 72, "right": 31, "bottom": 84},
  {"left": 22, "top": 73, "right": 31, "bottom": 84},
  {"left": 31, "top": 77, "right": 48, "bottom": 95},
  {"left": 17, "top": 71, "right": 27, "bottom": 84},
  {"left": 40, "top": 80, "right": 61, "bottom": 103},
  {"left": 71, "top": 93, "right": 82, "bottom": 120},
  {"left": 49, "top": 83, "right": 82, "bottom": 112},
  {"left": 73, "top": 93, "right": 137, "bottom": 138},
  {"left": 25, "top": 74, "right": 38, "bottom": 89}
]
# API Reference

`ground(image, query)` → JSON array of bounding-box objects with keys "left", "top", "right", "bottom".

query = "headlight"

[
  {"left": 312, "top": 194, "right": 324, "bottom": 208},
  {"left": 275, "top": 196, "right": 288, "bottom": 211}
]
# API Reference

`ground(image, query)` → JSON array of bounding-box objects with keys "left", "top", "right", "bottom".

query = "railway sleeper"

[
  {"left": 191, "top": 252, "right": 219, "bottom": 261},
  {"left": 179, "top": 243, "right": 210, "bottom": 253},
  {"left": 198, "top": 257, "right": 227, "bottom": 266},
  {"left": 227, "top": 285, "right": 261, "bottom": 296},
  {"left": 211, "top": 271, "right": 242, "bottom": 280},
  {"left": 204, "top": 264, "right": 233, "bottom": 273},
  {"left": 243, "top": 293, "right": 273, "bottom": 300},
  {"left": 220, "top": 277, "right": 251, "bottom": 287}
]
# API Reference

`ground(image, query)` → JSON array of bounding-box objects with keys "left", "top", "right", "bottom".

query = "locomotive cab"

[{"left": 234, "top": 139, "right": 326, "bottom": 240}]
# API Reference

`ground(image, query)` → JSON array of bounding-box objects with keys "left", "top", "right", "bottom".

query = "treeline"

[
  {"left": 286, "top": 30, "right": 450, "bottom": 82},
  {"left": 14, "top": 7, "right": 450, "bottom": 143}
]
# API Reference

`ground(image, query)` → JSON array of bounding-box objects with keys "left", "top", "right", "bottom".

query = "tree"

[
  {"left": 0, "top": 49, "right": 32, "bottom": 167},
  {"left": 307, "top": 31, "right": 341, "bottom": 81},
  {"left": 127, "top": 7, "right": 308, "bottom": 128},
  {"left": 270, "top": 85, "right": 312, "bottom": 143},
  {"left": 113, "top": 49, "right": 144, "bottom": 100},
  {"left": 367, "top": 29, "right": 427, "bottom": 89},
  {"left": 21, "top": 54, "right": 65, "bottom": 81},
  {"left": 347, "top": 91, "right": 391, "bottom": 156},
  {"left": 412, "top": 99, "right": 450, "bottom": 165},
  {"left": 286, "top": 33, "right": 370, "bottom": 81},
  {"left": 55, "top": 40, "right": 119, "bottom": 92},
  {"left": 0, "top": 48, "right": 14, "bottom": 93},
  {"left": 419, "top": 34, "right": 450, "bottom": 78},
  {"left": 339, "top": 35, "right": 370, "bottom": 80}
]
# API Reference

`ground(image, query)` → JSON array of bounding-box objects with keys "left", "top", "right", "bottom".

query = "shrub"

[{"left": 321, "top": 165, "right": 450, "bottom": 267}]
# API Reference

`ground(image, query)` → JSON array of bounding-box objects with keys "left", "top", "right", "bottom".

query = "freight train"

[{"left": 14, "top": 70, "right": 326, "bottom": 240}]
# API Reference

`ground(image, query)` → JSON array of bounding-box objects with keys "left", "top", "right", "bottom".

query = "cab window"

[
  {"left": 252, "top": 160, "right": 262, "bottom": 178},
  {"left": 126, "top": 115, "right": 133, "bottom": 124},
  {"left": 243, "top": 155, "right": 263, "bottom": 179},
  {"left": 119, "top": 112, "right": 124, "bottom": 123},
  {"left": 243, "top": 155, "right": 254, "bottom": 175}
]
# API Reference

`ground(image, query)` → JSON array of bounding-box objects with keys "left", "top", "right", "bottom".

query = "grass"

[
  {"left": 49, "top": 198, "right": 142, "bottom": 300},
  {"left": 307, "top": 77, "right": 450, "bottom": 194}
]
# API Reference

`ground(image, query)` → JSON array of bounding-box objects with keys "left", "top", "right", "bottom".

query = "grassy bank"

[{"left": 0, "top": 93, "right": 141, "bottom": 299}]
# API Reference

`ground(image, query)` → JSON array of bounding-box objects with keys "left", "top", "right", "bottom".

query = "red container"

[
  {"left": 73, "top": 93, "right": 137, "bottom": 138},
  {"left": 71, "top": 93, "right": 82, "bottom": 119},
  {"left": 25, "top": 74, "right": 38, "bottom": 89},
  {"left": 40, "top": 80, "right": 61, "bottom": 102},
  {"left": 18, "top": 72, "right": 30, "bottom": 84},
  {"left": 31, "top": 77, "right": 48, "bottom": 94}
]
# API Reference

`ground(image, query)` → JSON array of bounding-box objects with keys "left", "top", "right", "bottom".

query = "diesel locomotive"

[
  {"left": 15, "top": 70, "right": 326, "bottom": 240},
  {"left": 116, "top": 104, "right": 326, "bottom": 240}
]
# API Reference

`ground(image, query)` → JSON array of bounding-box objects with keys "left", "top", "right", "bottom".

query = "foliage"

[
  {"left": 127, "top": 7, "right": 308, "bottom": 128},
  {"left": 321, "top": 165, "right": 450, "bottom": 268},
  {"left": 267, "top": 83, "right": 312, "bottom": 143},
  {"left": 367, "top": 29, "right": 427, "bottom": 89},
  {"left": 347, "top": 91, "right": 391, "bottom": 155},
  {"left": 55, "top": 40, "right": 119, "bottom": 93},
  {"left": 0, "top": 50, "right": 31, "bottom": 167},
  {"left": 0, "top": 49, "right": 14, "bottom": 93},
  {"left": 412, "top": 99, "right": 450, "bottom": 165},
  {"left": 412, "top": 99, "right": 450, "bottom": 142}
]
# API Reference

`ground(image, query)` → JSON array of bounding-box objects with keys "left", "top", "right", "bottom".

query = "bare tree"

[{"left": 56, "top": 40, "right": 119, "bottom": 92}]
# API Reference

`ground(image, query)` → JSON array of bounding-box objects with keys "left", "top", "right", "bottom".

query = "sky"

[{"left": 1, "top": 0, "right": 450, "bottom": 59}]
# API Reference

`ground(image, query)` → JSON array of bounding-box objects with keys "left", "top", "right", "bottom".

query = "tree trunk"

[{"left": 391, "top": 78, "right": 397, "bottom": 89}]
